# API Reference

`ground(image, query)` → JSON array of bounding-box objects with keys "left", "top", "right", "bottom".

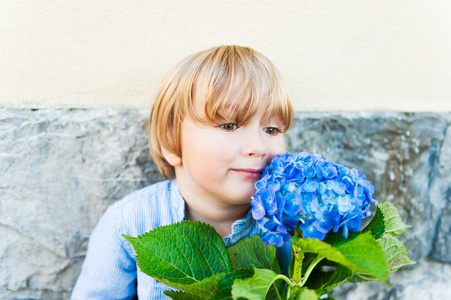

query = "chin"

[
  {"left": 226, "top": 182, "right": 256, "bottom": 202},
  {"left": 230, "top": 193, "right": 254, "bottom": 205}
]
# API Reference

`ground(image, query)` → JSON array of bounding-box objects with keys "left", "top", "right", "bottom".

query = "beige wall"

[{"left": 1, "top": 1, "right": 450, "bottom": 111}]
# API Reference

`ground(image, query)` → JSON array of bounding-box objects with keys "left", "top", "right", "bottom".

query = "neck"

[{"left": 181, "top": 191, "right": 250, "bottom": 239}]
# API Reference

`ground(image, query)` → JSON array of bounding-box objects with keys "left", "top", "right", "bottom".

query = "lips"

[{"left": 231, "top": 168, "right": 264, "bottom": 179}]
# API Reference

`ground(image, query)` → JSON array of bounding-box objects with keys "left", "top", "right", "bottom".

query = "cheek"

[
  {"left": 268, "top": 136, "right": 286, "bottom": 156},
  {"left": 184, "top": 136, "right": 233, "bottom": 167},
  {"left": 205, "top": 143, "right": 237, "bottom": 164}
]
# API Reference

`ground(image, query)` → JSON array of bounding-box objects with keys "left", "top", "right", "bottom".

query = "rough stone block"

[
  {"left": 1, "top": 109, "right": 450, "bottom": 299},
  {"left": 0, "top": 109, "right": 163, "bottom": 299}
]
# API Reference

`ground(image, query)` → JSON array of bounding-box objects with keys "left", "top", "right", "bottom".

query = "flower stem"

[
  {"left": 272, "top": 274, "right": 294, "bottom": 299},
  {"left": 274, "top": 274, "right": 294, "bottom": 287},
  {"left": 292, "top": 244, "right": 304, "bottom": 283},
  {"left": 298, "top": 254, "right": 325, "bottom": 287}
]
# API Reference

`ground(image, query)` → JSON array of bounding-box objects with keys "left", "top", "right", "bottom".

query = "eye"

[
  {"left": 220, "top": 123, "right": 238, "bottom": 131},
  {"left": 264, "top": 127, "right": 281, "bottom": 135}
]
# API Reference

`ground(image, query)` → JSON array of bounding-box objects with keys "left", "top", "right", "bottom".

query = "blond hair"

[{"left": 149, "top": 45, "right": 294, "bottom": 179}]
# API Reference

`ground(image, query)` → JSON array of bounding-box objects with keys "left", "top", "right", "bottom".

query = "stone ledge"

[{"left": 1, "top": 109, "right": 450, "bottom": 299}]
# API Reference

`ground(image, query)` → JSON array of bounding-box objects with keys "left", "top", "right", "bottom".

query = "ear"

[{"left": 161, "top": 147, "right": 182, "bottom": 167}]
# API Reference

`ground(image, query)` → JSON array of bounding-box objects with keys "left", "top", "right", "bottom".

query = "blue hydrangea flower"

[{"left": 251, "top": 152, "right": 376, "bottom": 247}]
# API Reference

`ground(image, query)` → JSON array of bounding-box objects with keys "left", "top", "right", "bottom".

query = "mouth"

[{"left": 231, "top": 168, "right": 264, "bottom": 179}]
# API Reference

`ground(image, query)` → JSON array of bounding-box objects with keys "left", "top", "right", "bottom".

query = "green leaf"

[
  {"left": 270, "top": 252, "right": 282, "bottom": 275},
  {"left": 297, "top": 288, "right": 319, "bottom": 300},
  {"left": 345, "top": 204, "right": 414, "bottom": 284},
  {"left": 227, "top": 236, "right": 283, "bottom": 297},
  {"left": 362, "top": 205, "right": 386, "bottom": 239},
  {"left": 165, "top": 290, "right": 203, "bottom": 300},
  {"left": 325, "top": 265, "right": 352, "bottom": 291},
  {"left": 293, "top": 232, "right": 388, "bottom": 283},
  {"left": 316, "top": 265, "right": 352, "bottom": 293},
  {"left": 172, "top": 273, "right": 227, "bottom": 297},
  {"left": 210, "top": 269, "right": 254, "bottom": 300},
  {"left": 303, "top": 270, "right": 333, "bottom": 291},
  {"left": 381, "top": 202, "right": 412, "bottom": 236},
  {"left": 331, "top": 234, "right": 416, "bottom": 284},
  {"left": 123, "top": 221, "right": 231, "bottom": 295},
  {"left": 227, "top": 235, "right": 276, "bottom": 270},
  {"left": 379, "top": 235, "right": 416, "bottom": 273},
  {"left": 231, "top": 266, "right": 281, "bottom": 299},
  {"left": 346, "top": 272, "right": 379, "bottom": 283},
  {"left": 364, "top": 202, "right": 411, "bottom": 238},
  {"left": 288, "top": 287, "right": 319, "bottom": 300},
  {"left": 347, "top": 235, "right": 414, "bottom": 284}
]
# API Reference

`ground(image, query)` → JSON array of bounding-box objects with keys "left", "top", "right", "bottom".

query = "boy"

[{"left": 72, "top": 45, "right": 294, "bottom": 299}]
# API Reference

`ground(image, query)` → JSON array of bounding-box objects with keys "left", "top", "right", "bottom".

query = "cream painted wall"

[{"left": 1, "top": 1, "right": 450, "bottom": 111}]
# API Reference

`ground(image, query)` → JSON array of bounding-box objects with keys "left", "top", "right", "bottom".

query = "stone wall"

[
  {"left": 288, "top": 112, "right": 451, "bottom": 299},
  {"left": 1, "top": 109, "right": 450, "bottom": 299}
]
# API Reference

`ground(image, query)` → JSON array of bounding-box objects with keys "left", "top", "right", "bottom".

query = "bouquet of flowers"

[{"left": 124, "top": 152, "right": 414, "bottom": 299}]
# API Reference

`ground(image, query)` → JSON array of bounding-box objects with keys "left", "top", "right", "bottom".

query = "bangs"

[{"left": 188, "top": 46, "right": 293, "bottom": 131}]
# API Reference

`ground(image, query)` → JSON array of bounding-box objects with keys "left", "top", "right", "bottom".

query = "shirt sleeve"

[{"left": 71, "top": 203, "right": 137, "bottom": 300}]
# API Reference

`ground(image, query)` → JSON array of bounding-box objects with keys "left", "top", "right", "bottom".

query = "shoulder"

[
  {"left": 106, "top": 179, "right": 185, "bottom": 238},
  {"left": 111, "top": 179, "right": 179, "bottom": 208}
]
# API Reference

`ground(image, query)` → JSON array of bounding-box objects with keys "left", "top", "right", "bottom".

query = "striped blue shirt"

[{"left": 72, "top": 179, "right": 290, "bottom": 299}]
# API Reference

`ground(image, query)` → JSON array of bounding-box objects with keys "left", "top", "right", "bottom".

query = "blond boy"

[{"left": 72, "top": 45, "right": 294, "bottom": 299}]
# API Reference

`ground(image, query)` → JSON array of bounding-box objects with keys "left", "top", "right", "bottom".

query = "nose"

[{"left": 242, "top": 130, "right": 267, "bottom": 157}]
